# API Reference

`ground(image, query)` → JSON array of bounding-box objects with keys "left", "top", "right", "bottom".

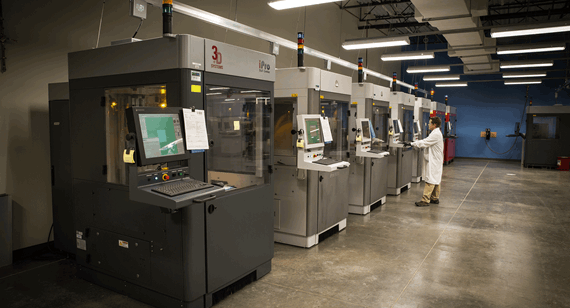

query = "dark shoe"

[
  {"left": 430, "top": 199, "right": 439, "bottom": 204},
  {"left": 415, "top": 201, "right": 430, "bottom": 207}
]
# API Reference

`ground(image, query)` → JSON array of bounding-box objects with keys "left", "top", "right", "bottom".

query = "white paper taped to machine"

[
  {"left": 182, "top": 108, "right": 209, "bottom": 151},
  {"left": 320, "top": 117, "right": 333, "bottom": 144}
]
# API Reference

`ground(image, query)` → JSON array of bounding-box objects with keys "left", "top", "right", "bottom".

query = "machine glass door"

[
  {"left": 403, "top": 109, "right": 414, "bottom": 142},
  {"left": 371, "top": 106, "right": 388, "bottom": 151},
  {"left": 274, "top": 98, "right": 297, "bottom": 157},
  {"left": 320, "top": 99, "right": 349, "bottom": 160},
  {"left": 206, "top": 86, "right": 272, "bottom": 189},
  {"left": 422, "top": 111, "right": 430, "bottom": 138},
  {"left": 104, "top": 84, "right": 167, "bottom": 185}
]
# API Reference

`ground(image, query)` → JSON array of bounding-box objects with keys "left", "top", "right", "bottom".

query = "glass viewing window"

[
  {"left": 138, "top": 114, "right": 185, "bottom": 159},
  {"left": 305, "top": 119, "right": 322, "bottom": 144},
  {"left": 361, "top": 120, "right": 371, "bottom": 139}
]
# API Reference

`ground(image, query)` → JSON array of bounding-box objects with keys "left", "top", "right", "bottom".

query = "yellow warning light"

[
  {"left": 160, "top": 89, "right": 166, "bottom": 95},
  {"left": 352, "top": 102, "right": 357, "bottom": 105},
  {"left": 160, "top": 103, "right": 167, "bottom": 108},
  {"left": 291, "top": 94, "right": 298, "bottom": 97},
  {"left": 229, "top": 108, "right": 232, "bottom": 111},
  {"left": 111, "top": 102, "right": 117, "bottom": 108},
  {"left": 320, "top": 95, "right": 324, "bottom": 99}
]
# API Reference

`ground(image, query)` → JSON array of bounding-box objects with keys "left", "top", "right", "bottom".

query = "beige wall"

[{"left": 0, "top": 0, "right": 400, "bottom": 250}]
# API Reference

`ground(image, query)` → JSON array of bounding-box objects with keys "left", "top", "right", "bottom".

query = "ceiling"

[{"left": 339, "top": 0, "right": 570, "bottom": 86}]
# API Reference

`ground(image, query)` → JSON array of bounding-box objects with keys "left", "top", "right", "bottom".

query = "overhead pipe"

[{"left": 145, "top": 0, "right": 426, "bottom": 94}]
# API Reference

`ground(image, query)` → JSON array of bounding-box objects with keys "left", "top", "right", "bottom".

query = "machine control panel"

[
  {"left": 305, "top": 150, "right": 325, "bottom": 162},
  {"left": 137, "top": 167, "right": 190, "bottom": 186}
]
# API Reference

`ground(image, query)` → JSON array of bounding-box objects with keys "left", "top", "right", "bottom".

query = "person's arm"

[{"left": 411, "top": 130, "right": 440, "bottom": 148}]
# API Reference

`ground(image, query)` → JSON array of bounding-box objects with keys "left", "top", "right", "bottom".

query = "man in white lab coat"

[{"left": 411, "top": 116, "right": 444, "bottom": 207}]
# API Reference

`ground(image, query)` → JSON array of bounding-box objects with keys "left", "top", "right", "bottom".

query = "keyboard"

[
  {"left": 368, "top": 149, "right": 387, "bottom": 154},
  {"left": 152, "top": 178, "right": 214, "bottom": 197},
  {"left": 313, "top": 158, "right": 341, "bottom": 166}
]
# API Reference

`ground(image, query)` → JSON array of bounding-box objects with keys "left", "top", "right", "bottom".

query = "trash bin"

[
  {"left": 557, "top": 156, "right": 570, "bottom": 171},
  {"left": 0, "top": 194, "right": 12, "bottom": 267}
]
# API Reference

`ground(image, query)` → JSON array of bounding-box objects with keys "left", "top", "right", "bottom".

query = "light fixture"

[
  {"left": 503, "top": 71, "right": 547, "bottom": 79},
  {"left": 381, "top": 51, "right": 434, "bottom": 61},
  {"left": 497, "top": 43, "right": 565, "bottom": 55},
  {"left": 435, "top": 82, "right": 468, "bottom": 87},
  {"left": 342, "top": 36, "right": 410, "bottom": 50},
  {"left": 491, "top": 21, "right": 570, "bottom": 38},
  {"left": 504, "top": 79, "right": 542, "bottom": 85},
  {"left": 423, "top": 74, "right": 460, "bottom": 81},
  {"left": 268, "top": 0, "right": 340, "bottom": 10},
  {"left": 407, "top": 65, "right": 450, "bottom": 73},
  {"left": 500, "top": 60, "right": 554, "bottom": 69}
]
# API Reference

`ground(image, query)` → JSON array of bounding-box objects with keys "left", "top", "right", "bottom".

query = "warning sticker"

[
  {"left": 119, "top": 240, "right": 129, "bottom": 249},
  {"left": 76, "top": 239, "right": 86, "bottom": 251},
  {"left": 191, "top": 70, "right": 202, "bottom": 82}
]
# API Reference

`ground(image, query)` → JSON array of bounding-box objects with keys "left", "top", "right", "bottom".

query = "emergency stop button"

[{"left": 162, "top": 174, "right": 170, "bottom": 181}]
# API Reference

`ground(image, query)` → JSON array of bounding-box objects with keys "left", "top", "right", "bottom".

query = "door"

[{"left": 317, "top": 168, "right": 349, "bottom": 233}]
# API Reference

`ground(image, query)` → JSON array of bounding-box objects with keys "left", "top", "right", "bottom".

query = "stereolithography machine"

[
  {"left": 444, "top": 105, "right": 457, "bottom": 165},
  {"left": 348, "top": 83, "right": 390, "bottom": 214},
  {"left": 53, "top": 34, "right": 276, "bottom": 308},
  {"left": 387, "top": 91, "right": 414, "bottom": 195},
  {"left": 273, "top": 67, "right": 351, "bottom": 248},
  {"left": 412, "top": 96, "right": 431, "bottom": 183}
]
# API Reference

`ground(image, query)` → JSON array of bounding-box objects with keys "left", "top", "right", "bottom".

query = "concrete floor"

[{"left": 2, "top": 159, "right": 570, "bottom": 307}]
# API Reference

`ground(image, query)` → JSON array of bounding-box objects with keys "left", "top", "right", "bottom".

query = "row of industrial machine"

[{"left": 48, "top": 35, "right": 457, "bottom": 308}]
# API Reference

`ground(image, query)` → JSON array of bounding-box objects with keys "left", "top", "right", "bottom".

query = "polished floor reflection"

[{"left": 2, "top": 159, "right": 570, "bottom": 307}]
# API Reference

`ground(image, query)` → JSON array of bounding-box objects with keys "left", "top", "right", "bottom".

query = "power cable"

[
  {"left": 95, "top": 0, "right": 106, "bottom": 48},
  {"left": 132, "top": 19, "right": 143, "bottom": 38}
]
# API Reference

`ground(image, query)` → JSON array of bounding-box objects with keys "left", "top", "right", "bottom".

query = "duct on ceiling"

[{"left": 411, "top": 0, "right": 496, "bottom": 73}]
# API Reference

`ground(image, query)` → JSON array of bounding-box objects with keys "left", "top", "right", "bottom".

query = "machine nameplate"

[
  {"left": 191, "top": 70, "right": 202, "bottom": 82},
  {"left": 205, "top": 39, "right": 275, "bottom": 82},
  {"left": 119, "top": 240, "right": 129, "bottom": 249}
]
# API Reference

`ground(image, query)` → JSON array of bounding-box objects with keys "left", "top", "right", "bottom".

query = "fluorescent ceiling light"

[
  {"left": 491, "top": 21, "right": 570, "bottom": 38},
  {"left": 500, "top": 60, "right": 553, "bottom": 69},
  {"left": 503, "top": 71, "right": 547, "bottom": 79},
  {"left": 423, "top": 74, "right": 460, "bottom": 81},
  {"left": 268, "top": 0, "right": 340, "bottom": 10},
  {"left": 504, "top": 79, "right": 542, "bottom": 85},
  {"left": 436, "top": 82, "right": 468, "bottom": 87},
  {"left": 381, "top": 51, "right": 434, "bottom": 61},
  {"left": 497, "top": 43, "right": 565, "bottom": 55},
  {"left": 342, "top": 36, "right": 410, "bottom": 50},
  {"left": 407, "top": 65, "right": 450, "bottom": 73}
]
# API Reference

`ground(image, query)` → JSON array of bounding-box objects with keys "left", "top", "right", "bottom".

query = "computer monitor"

[
  {"left": 305, "top": 118, "right": 322, "bottom": 145},
  {"left": 361, "top": 120, "right": 371, "bottom": 139},
  {"left": 127, "top": 107, "right": 191, "bottom": 165},
  {"left": 446, "top": 121, "right": 452, "bottom": 134},
  {"left": 413, "top": 121, "right": 421, "bottom": 135},
  {"left": 393, "top": 119, "right": 403, "bottom": 134}
]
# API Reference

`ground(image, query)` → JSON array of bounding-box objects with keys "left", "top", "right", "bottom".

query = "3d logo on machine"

[
  {"left": 211, "top": 45, "right": 223, "bottom": 69},
  {"left": 259, "top": 60, "right": 271, "bottom": 74}
]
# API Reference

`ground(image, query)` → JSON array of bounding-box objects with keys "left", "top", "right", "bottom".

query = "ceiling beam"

[
  {"left": 342, "top": 0, "right": 411, "bottom": 10},
  {"left": 358, "top": 21, "right": 427, "bottom": 30}
]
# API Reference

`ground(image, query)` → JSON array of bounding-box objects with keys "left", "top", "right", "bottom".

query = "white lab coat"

[{"left": 411, "top": 127, "right": 444, "bottom": 185}]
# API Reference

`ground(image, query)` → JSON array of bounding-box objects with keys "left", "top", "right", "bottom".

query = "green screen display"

[
  {"left": 305, "top": 119, "right": 322, "bottom": 145},
  {"left": 139, "top": 114, "right": 185, "bottom": 159}
]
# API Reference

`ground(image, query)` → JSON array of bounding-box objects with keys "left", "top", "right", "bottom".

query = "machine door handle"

[
  {"left": 196, "top": 194, "right": 217, "bottom": 203},
  {"left": 207, "top": 204, "right": 218, "bottom": 214},
  {"left": 371, "top": 162, "right": 375, "bottom": 166},
  {"left": 336, "top": 165, "right": 348, "bottom": 169},
  {"left": 319, "top": 176, "right": 324, "bottom": 182}
]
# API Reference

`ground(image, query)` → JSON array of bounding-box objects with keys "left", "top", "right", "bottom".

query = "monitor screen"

[
  {"left": 393, "top": 120, "right": 400, "bottom": 134},
  {"left": 446, "top": 121, "right": 452, "bottom": 133},
  {"left": 305, "top": 118, "right": 322, "bottom": 144},
  {"left": 414, "top": 121, "right": 421, "bottom": 135},
  {"left": 361, "top": 120, "right": 371, "bottom": 139},
  {"left": 138, "top": 113, "right": 185, "bottom": 159}
]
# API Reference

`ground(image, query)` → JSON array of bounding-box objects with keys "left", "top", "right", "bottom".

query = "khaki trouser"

[{"left": 422, "top": 183, "right": 440, "bottom": 203}]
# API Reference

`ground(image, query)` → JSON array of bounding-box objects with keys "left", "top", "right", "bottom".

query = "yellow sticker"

[
  {"left": 191, "top": 85, "right": 202, "bottom": 93},
  {"left": 320, "top": 95, "right": 324, "bottom": 99},
  {"left": 296, "top": 139, "right": 304, "bottom": 148},
  {"left": 352, "top": 102, "right": 357, "bottom": 105},
  {"left": 291, "top": 93, "right": 298, "bottom": 97},
  {"left": 119, "top": 240, "right": 129, "bottom": 249},
  {"left": 123, "top": 149, "right": 135, "bottom": 164},
  {"left": 356, "top": 135, "right": 362, "bottom": 142}
]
